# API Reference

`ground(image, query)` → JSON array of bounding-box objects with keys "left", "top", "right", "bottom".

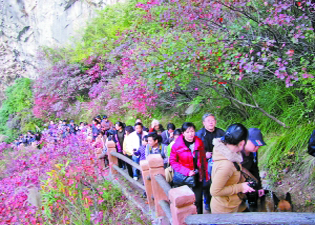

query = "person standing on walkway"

[
  {"left": 101, "top": 115, "right": 114, "bottom": 136},
  {"left": 134, "top": 135, "right": 149, "bottom": 162},
  {"left": 123, "top": 126, "right": 135, "bottom": 177},
  {"left": 170, "top": 122, "right": 209, "bottom": 214},
  {"left": 125, "top": 123, "right": 148, "bottom": 180},
  {"left": 149, "top": 119, "right": 160, "bottom": 133},
  {"left": 210, "top": 123, "right": 255, "bottom": 214},
  {"left": 241, "top": 128, "right": 266, "bottom": 207},
  {"left": 92, "top": 119, "right": 100, "bottom": 141},
  {"left": 113, "top": 122, "right": 126, "bottom": 169},
  {"left": 161, "top": 123, "right": 176, "bottom": 145},
  {"left": 135, "top": 118, "right": 149, "bottom": 132},
  {"left": 145, "top": 132, "right": 168, "bottom": 168},
  {"left": 166, "top": 129, "right": 182, "bottom": 157},
  {"left": 196, "top": 113, "right": 225, "bottom": 211}
]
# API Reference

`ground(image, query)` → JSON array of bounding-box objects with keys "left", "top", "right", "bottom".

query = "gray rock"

[{"left": 0, "top": 0, "right": 125, "bottom": 105}]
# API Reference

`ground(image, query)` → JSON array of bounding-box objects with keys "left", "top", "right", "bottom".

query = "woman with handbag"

[
  {"left": 169, "top": 122, "right": 209, "bottom": 214},
  {"left": 210, "top": 123, "right": 255, "bottom": 214}
]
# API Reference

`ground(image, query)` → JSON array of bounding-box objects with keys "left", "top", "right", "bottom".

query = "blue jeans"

[{"left": 132, "top": 155, "right": 140, "bottom": 178}]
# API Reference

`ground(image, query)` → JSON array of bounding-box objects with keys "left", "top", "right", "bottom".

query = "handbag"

[
  {"left": 172, "top": 151, "right": 198, "bottom": 188},
  {"left": 173, "top": 171, "right": 196, "bottom": 188},
  {"left": 165, "top": 166, "right": 174, "bottom": 183}
]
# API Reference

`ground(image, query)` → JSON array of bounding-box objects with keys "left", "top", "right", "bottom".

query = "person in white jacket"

[{"left": 125, "top": 122, "right": 148, "bottom": 180}]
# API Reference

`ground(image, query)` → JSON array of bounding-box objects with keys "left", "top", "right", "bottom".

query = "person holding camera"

[
  {"left": 241, "top": 128, "right": 266, "bottom": 204},
  {"left": 210, "top": 123, "right": 255, "bottom": 214}
]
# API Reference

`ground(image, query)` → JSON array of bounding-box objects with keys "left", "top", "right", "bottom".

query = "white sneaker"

[{"left": 133, "top": 177, "right": 138, "bottom": 181}]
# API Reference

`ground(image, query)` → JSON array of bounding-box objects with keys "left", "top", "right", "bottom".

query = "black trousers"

[
  {"left": 192, "top": 181, "right": 203, "bottom": 214},
  {"left": 118, "top": 152, "right": 125, "bottom": 169},
  {"left": 125, "top": 155, "right": 133, "bottom": 178},
  {"left": 203, "top": 180, "right": 211, "bottom": 205}
]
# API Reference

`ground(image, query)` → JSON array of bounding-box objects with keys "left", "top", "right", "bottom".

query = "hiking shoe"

[{"left": 133, "top": 177, "right": 138, "bottom": 181}]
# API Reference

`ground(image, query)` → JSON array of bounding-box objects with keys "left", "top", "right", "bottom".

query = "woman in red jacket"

[{"left": 170, "top": 122, "right": 209, "bottom": 214}]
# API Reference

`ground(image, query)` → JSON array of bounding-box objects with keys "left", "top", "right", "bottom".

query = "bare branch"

[{"left": 209, "top": 85, "right": 288, "bottom": 128}]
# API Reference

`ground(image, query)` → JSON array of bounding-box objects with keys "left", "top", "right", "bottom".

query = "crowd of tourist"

[
  {"left": 13, "top": 131, "right": 41, "bottom": 147},
  {"left": 11, "top": 113, "right": 270, "bottom": 214},
  {"left": 74, "top": 113, "right": 267, "bottom": 214},
  {"left": 8, "top": 109, "right": 315, "bottom": 216}
]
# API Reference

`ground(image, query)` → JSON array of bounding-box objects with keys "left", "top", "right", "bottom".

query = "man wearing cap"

[{"left": 242, "top": 128, "right": 266, "bottom": 198}]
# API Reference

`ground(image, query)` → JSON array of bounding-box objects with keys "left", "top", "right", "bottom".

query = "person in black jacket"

[
  {"left": 196, "top": 114, "right": 225, "bottom": 158},
  {"left": 241, "top": 128, "right": 266, "bottom": 201},
  {"left": 196, "top": 113, "right": 225, "bottom": 211},
  {"left": 161, "top": 123, "right": 176, "bottom": 145}
]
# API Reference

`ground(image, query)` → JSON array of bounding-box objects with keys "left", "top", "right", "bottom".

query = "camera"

[
  {"left": 246, "top": 177, "right": 258, "bottom": 205},
  {"left": 246, "top": 177, "right": 258, "bottom": 189}
]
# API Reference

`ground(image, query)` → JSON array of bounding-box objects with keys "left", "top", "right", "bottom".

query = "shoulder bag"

[{"left": 172, "top": 151, "right": 198, "bottom": 188}]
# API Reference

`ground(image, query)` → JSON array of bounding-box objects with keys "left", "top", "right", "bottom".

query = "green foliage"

[
  {"left": 1, "top": 78, "right": 33, "bottom": 115},
  {"left": 0, "top": 78, "right": 43, "bottom": 142},
  {"left": 34, "top": 0, "right": 315, "bottom": 184},
  {"left": 138, "top": 80, "right": 314, "bottom": 183}
]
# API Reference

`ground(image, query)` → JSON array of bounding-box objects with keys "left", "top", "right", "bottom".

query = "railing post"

[
  {"left": 140, "top": 160, "right": 154, "bottom": 209},
  {"left": 95, "top": 148, "right": 105, "bottom": 169},
  {"left": 106, "top": 140, "right": 118, "bottom": 175},
  {"left": 169, "top": 185, "right": 197, "bottom": 225},
  {"left": 147, "top": 154, "right": 168, "bottom": 217}
]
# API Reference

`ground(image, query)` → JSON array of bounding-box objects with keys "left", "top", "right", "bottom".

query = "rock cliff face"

[{"left": 0, "top": 0, "right": 122, "bottom": 104}]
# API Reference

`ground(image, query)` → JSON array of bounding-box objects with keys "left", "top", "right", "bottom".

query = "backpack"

[
  {"left": 149, "top": 144, "right": 166, "bottom": 159},
  {"left": 308, "top": 130, "right": 315, "bottom": 157}
]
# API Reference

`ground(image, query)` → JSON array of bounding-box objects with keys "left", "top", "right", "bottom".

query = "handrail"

[
  {"left": 185, "top": 212, "right": 315, "bottom": 224},
  {"left": 110, "top": 151, "right": 141, "bottom": 170},
  {"left": 159, "top": 200, "right": 172, "bottom": 224},
  {"left": 155, "top": 174, "right": 171, "bottom": 199},
  {"left": 112, "top": 164, "right": 145, "bottom": 190},
  {"left": 155, "top": 174, "right": 172, "bottom": 224}
]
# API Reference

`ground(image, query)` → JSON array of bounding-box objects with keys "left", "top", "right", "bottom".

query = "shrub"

[{"left": 0, "top": 78, "right": 42, "bottom": 142}]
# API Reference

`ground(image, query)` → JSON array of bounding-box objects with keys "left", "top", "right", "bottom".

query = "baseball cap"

[
  {"left": 103, "top": 115, "right": 108, "bottom": 119},
  {"left": 248, "top": 128, "right": 266, "bottom": 146}
]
